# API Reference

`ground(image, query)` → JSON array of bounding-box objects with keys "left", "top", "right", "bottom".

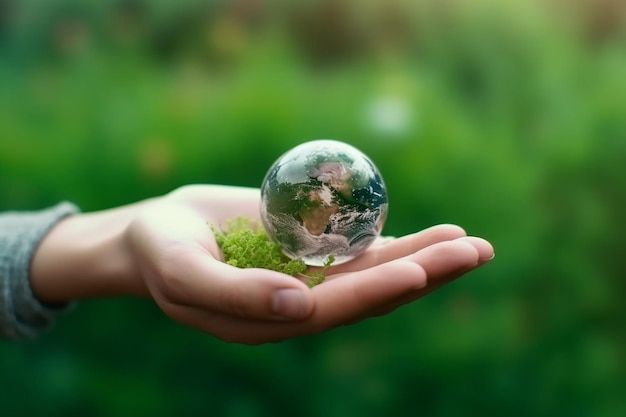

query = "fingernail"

[
  {"left": 483, "top": 252, "right": 495, "bottom": 262},
  {"left": 272, "top": 289, "right": 306, "bottom": 319},
  {"left": 457, "top": 236, "right": 494, "bottom": 262}
]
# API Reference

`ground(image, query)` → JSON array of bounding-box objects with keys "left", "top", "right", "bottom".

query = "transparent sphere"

[{"left": 260, "top": 140, "right": 388, "bottom": 266}]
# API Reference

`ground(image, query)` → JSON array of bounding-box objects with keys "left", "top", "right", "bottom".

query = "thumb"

[{"left": 158, "top": 250, "right": 315, "bottom": 321}]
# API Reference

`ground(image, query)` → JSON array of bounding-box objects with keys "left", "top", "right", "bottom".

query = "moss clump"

[{"left": 210, "top": 217, "right": 333, "bottom": 287}]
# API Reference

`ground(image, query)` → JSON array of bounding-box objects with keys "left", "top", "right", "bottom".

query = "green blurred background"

[{"left": 1, "top": 0, "right": 625, "bottom": 415}]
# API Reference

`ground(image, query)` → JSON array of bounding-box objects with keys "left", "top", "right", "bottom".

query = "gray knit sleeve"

[{"left": 0, "top": 202, "right": 79, "bottom": 339}]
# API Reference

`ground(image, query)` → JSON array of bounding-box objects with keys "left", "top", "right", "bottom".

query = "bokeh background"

[{"left": 1, "top": 0, "right": 625, "bottom": 416}]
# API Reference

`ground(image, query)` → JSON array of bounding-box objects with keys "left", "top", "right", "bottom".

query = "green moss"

[{"left": 210, "top": 217, "right": 333, "bottom": 287}]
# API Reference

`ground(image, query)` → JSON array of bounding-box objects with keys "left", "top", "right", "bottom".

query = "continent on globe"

[{"left": 260, "top": 139, "right": 388, "bottom": 266}]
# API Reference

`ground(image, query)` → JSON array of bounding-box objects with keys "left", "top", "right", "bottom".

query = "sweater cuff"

[{"left": 0, "top": 202, "right": 80, "bottom": 339}]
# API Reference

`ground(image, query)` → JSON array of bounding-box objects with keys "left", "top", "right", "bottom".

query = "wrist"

[{"left": 30, "top": 202, "right": 150, "bottom": 303}]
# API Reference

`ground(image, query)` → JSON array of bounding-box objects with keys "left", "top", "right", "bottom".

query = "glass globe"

[{"left": 260, "top": 140, "right": 388, "bottom": 266}]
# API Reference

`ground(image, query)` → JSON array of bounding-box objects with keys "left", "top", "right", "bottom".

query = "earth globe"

[{"left": 260, "top": 140, "right": 388, "bottom": 266}]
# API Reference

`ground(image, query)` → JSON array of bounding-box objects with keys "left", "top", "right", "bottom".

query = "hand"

[
  {"left": 126, "top": 185, "right": 494, "bottom": 344},
  {"left": 31, "top": 185, "right": 494, "bottom": 345}
]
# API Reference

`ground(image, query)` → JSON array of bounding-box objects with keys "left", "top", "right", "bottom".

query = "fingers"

[
  {"left": 409, "top": 238, "right": 482, "bottom": 279},
  {"left": 325, "top": 224, "right": 467, "bottom": 275},
  {"left": 457, "top": 236, "right": 495, "bottom": 264},
  {"left": 364, "top": 236, "right": 494, "bottom": 318},
  {"left": 306, "top": 259, "right": 428, "bottom": 327},
  {"left": 159, "top": 237, "right": 493, "bottom": 345}
]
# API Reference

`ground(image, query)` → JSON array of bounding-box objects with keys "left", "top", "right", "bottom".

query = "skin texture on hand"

[{"left": 30, "top": 185, "right": 494, "bottom": 345}]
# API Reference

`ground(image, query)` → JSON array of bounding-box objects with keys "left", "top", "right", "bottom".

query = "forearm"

[{"left": 30, "top": 200, "right": 154, "bottom": 304}]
